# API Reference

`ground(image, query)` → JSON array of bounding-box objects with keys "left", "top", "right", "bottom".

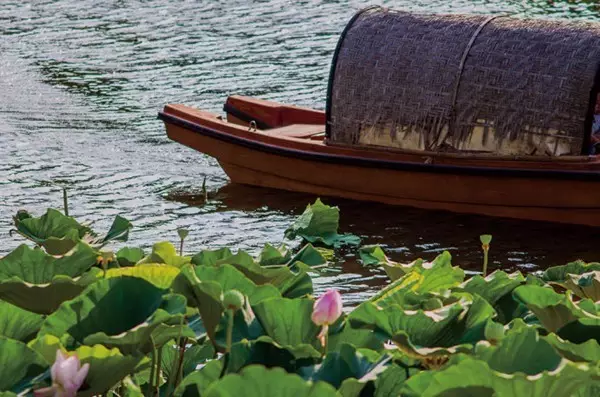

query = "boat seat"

[{"left": 262, "top": 124, "right": 325, "bottom": 138}]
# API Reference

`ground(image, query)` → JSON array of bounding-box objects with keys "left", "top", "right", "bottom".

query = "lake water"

[{"left": 1, "top": 0, "right": 599, "bottom": 305}]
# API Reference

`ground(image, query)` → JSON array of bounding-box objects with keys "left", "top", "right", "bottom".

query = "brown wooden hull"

[{"left": 160, "top": 97, "right": 600, "bottom": 227}]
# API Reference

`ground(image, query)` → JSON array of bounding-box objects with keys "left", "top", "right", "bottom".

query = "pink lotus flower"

[
  {"left": 34, "top": 350, "right": 90, "bottom": 397},
  {"left": 312, "top": 289, "right": 342, "bottom": 326}
]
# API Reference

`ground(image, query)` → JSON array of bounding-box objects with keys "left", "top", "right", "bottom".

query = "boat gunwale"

[{"left": 158, "top": 111, "right": 600, "bottom": 182}]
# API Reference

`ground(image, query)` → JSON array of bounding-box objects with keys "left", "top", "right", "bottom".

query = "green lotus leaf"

[
  {"left": 161, "top": 341, "right": 215, "bottom": 383},
  {"left": 150, "top": 323, "right": 196, "bottom": 350},
  {"left": 172, "top": 265, "right": 280, "bottom": 345},
  {"left": 349, "top": 295, "right": 494, "bottom": 356},
  {"left": 116, "top": 247, "right": 145, "bottom": 267},
  {"left": 257, "top": 243, "right": 292, "bottom": 266},
  {"left": 574, "top": 384, "right": 600, "bottom": 397},
  {"left": 204, "top": 365, "right": 338, "bottom": 397},
  {"left": 226, "top": 336, "right": 320, "bottom": 374},
  {"left": 513, "top": 285, "right": 599, "bottom": 332},
  {"left": 286, "top": 243, "right": 330, "bottom": 268},
  {"left": 12, "top": 208, "right": 92, "bottom": 245},
  {"left": 38, "top": 276, "right": 184, "bottom": 354},
  {"left": 72, "top": 344, "right": 144, "bottom": 397},
  {"left": 174, "top": 359, "right": 223, "bottom": 397},
  {"left": 0, "top": 336, "right": 47, "bottom": 392},
  {"left": 299, "top": 344, "right": 389, "bottom": 389},
  {"left": 104, "top": 264, "right": 180, "bottom": 289},
  {"left": 403, "top": 353, "right": 592, "bottom": 397},
  {"left": 252, "top": 298, "right": 320, "bottom": 348},
  {"left": 372, "top": 363, "right": 411, "bottom": 397},
  {"left": 214, "top": 299, "right": 265, "bottom": 348},
  {"left": 139, "top": 242, "right": 191, "bottom": 268},
  {"left": 0, "top": 300, "right": 43, "bottom": 342},
  {"left": 557, "top": 317, "right": 600, "bottom": 344},
  {"left": 368, "top": 254, "right": 465, "bottom": 308},
  {"left": 545, "top": 333, "right": 600, "bottom": 363},
  {"left": 0, "top": 268, "right": 102, "bottom": 314},
  {"left": 327, "top": 322, "right": 386, "bottom": 353},
  {"left": 102, "top": 215, "right": 132, "bottom": 244},
  {"left": 458, "top": 270, "right": 527, "bottom": 323},
  {"left": 121, "top": 376, "right": 144, "bottom": 397},
  {"left": 0, "top": 243, "right": 98, "bottom": 282},
  {"left": 542, "top": 260, "right": 600, "bottom": 283},
  {"left": 358, "top": 245, "right": 388, "bottom": 266},
  {"left": 284, "top": 199, "right": 360, "bottom": 248},
  {"left": 562, "top": 271, "right": 600, "bottom": 301},
  {"left": 191, "top": 247, "right": 233, "bottom": 266}
]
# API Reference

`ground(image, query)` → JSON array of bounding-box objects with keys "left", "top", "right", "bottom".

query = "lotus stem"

[
  {"left": 179, "top": 239, "right": 184, "bottom": 256},
  {"left": 482, "top": 247, "right": 489, "bottom": 276},
  {"left": 62, "top": 187, "right": 69, "bottom": 217},
  {"left": 155, "top": 346, "right": 163, "bottom": 396},
  {"left": 149, "top": 336, "right": 157, "bottom": 397},
  {"left": 226, "top": 309, "right": 234, "bottom": 353},
  {"left": 166, "top": 315, "right": 186, "bottom": 395},
  {"left": 174, "top": 338, "right": 187, "bottom": 389},
  {"left": 202, "top": 176, "right": 208, "bottom": 202}
]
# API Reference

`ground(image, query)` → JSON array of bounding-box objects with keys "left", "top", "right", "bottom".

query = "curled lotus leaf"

[
  {"left": 0, "top": 269, "right": 102, "bottom": 314},
  {"left": 138, "top": 241, "right": 191, "bottom": 268},
  {"left": 561, "top": 271, "right": 600, "bottom": 301},
  {"left": 0, "top": 300, "right": 44, "bottom": 342},
  {"left": 542, "top": 260, "right": 600, "bottom": 283},
  {"left": 284, "top": 199, "right": 360, "bottom": 248},
  {"left": 104, "top": 264, "right": 180, "bottom": 289},
  {"left": 38, "top": 276, "right": 185, "bottom": 354}
]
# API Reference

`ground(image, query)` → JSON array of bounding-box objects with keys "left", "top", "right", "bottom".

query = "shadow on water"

[{"left": 167, "top": 182, "right": 600, "bottom": 275}]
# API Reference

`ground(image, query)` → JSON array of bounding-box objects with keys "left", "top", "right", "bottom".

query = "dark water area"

[{"left": 1, "top": 0, "right": 600, "bottom": 305}]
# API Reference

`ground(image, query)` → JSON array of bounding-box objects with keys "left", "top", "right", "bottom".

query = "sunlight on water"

[{"left": 1, "top": 0, "right": 599, "bottom": 304}]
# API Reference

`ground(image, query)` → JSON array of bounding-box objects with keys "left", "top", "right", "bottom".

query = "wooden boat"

[{"left": 159, "top": 8, "right": 600, "bottom": 227}]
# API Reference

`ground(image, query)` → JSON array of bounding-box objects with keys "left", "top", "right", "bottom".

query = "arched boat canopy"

[{"left": 325, "top": 7, "right": 600, "bottom": 156}]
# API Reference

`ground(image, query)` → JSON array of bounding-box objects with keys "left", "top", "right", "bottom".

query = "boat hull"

[{"left": 162, "top": 118, "right": 600, "bottom": 227}]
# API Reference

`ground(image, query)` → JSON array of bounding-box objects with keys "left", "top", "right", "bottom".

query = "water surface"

[{"left": 1, "top": 0, "right": 599, "bottom": 304}]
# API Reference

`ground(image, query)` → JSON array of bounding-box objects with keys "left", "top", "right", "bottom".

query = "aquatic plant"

[{"left": 0, "top": 198, "right": 598, "bottom": 396}]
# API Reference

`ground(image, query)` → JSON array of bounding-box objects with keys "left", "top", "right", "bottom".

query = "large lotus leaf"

[
  {"left": 459, "top": 270, "right": 526, "bottom": 323},
  {"left": 191, "top": 247, "right": 233, "bottom": 266},
  {"left": 0, "top": 300, "right": 43, "bottom": 342},
  {"left": 38, "top": 276, "right": 183, "bottom": 353},
  {"left": 545, "top": 333, "right": 600, "bottom": 363},
  {"left": 542, "top": 260, "right": 600, "bottom": 282},
  {"left": 257, "top": 243, "right": 292, "bottom": 266},
  {"left": 149, "top": 323, "right": 196, "bottom": 350},
  {"left": 284, "top": 199, "right": 360, "bottom": 248},
  {"left": 139, "top": 242, "right": 191, "bottom": 268},
  {"left": 174, "top": 359, "right": 223, "bottom": 397},
  {"left": 172, "top": 265, "right": 280, "bottom": 345},
  {"left": 214, "top": 299, "right": 266, "bottom": 349},
  {"left": 204, "top": 365, "right": 338, "bottom": 397},
  {"left": 226, "top": 336, "right": 320, "bottom": 374},
  {"left": 252, "top": 298, "right": 320, "bottom": 348},
  {"left": 105, "top": 264, "right": 180, "bottom": 289},
  {"left": 403, "top": 353, "right": 592, "bottom": 397},
  {"left": 0, "top": 268, "right": 102, "bottom": 314},
  {"left": 116, "top": 247, "right": 145, "bottom": 267},
  {"left": 562, "top": 271, "right": 600, "bottom": 301},
  {"left": 372, "top": 363, "right": 411, "bottom": 397},
  {"left": 350, "top": 296, "right": 494, "bottom": 356},
  {"left": 475, "top": 326, "right": 562, "bottom": 375},
  {"left": 12, "top": 209, "right": 92, "bottom": 245},
  {"left": 0, "top": 243, "right": 98, "bottom": 282},
  {"left": 0, "top": 336, "right": 47, "bottom": 392},
  {"left": 513, "top": 285, "right": 599, "bottom": 332},
  {"left": 299, "top": 344, "right": 389, "bottom": 389}
]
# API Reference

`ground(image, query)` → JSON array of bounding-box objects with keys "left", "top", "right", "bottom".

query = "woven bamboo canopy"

[{"left": 326, "top": 7, "right": 600, "bottom": 156}]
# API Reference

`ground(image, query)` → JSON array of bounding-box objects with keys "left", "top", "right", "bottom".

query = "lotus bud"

[
  {"left": 222, "top": 289, "right": 245, "bottom": 311},
  {"left": 34, "top": 350, "right": 89, "bottom": 397},
  {"left": 311, "top": 289, "right": 342, "bottom": 326}
]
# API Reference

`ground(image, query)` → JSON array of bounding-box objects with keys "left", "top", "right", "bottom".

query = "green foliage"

[
  {"left": 284, "top": 199, "right": 360, "bottom": 247},
  {"left": 4, "top": 204, "right": 600, "bottom": 396}
]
